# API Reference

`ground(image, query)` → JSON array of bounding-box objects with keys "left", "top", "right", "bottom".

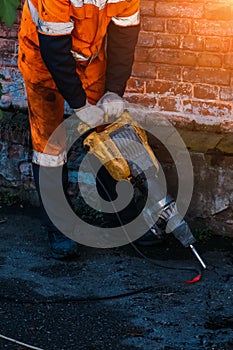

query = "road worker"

[{"left": 18, "top": 0, "right": 159, "bottom": 259}]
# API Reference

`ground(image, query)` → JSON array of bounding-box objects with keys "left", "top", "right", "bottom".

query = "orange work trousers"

[
  {"left": 24, "top": 69, "right": 105, "bottom": 166},
  {"left": 18, "top": 1, "right": 106, "bottom": 165}
]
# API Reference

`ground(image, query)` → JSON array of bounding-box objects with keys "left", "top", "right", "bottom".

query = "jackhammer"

[{"left": 83, "top": 111, "right": 206, "bottom": 272}]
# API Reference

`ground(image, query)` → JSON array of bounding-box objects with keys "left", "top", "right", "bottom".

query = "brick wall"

[
  {"left": 1, "top": 1, "right": 233, "bottom": 129},
  {"left": 0, "top": 2, "right": 26, "bottom": 110},
  {"left": 125, "top": 0, "right": 233, "bottom": 130}
]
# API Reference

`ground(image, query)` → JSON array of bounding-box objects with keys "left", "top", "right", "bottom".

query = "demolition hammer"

[{"left": 83, "top": 111, "right": 207, "bottom": 274}]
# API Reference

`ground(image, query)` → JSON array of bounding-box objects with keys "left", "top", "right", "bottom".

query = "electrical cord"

[
  {"left": 0, "top": 286, "right": 156, "bottom": 304},
  {"left": 85, "top": 155, "right": 204, "bottom": 281},
  {"left": 0, "top": 334, "right": 44, "bottom": 350},
  {"left": 130, "top": 240, "right": 203, "bottom": 283},
  {"left": 0, "top": 261, "right": 202, "bottom": 305}
]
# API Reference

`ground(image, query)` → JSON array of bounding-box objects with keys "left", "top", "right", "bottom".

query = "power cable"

[
  {"left": 85, "top": 155, "right": 204, "bottom": 281},
  {"left": 0, "top": 334, "right": 44, "bottom": 350}
]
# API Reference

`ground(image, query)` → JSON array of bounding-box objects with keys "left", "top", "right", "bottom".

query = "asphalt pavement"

[{"left": 0, "top": 205, "right": 233, "bottom": 350}]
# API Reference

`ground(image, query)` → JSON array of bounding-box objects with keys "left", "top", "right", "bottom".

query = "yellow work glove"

[{"left": 97, "top": 91, "right": 124, "bottom": 122}]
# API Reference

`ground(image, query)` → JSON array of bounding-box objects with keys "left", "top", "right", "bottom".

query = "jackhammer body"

[{"left": 83, "top": 112, "right": 206, "bottom": 270}]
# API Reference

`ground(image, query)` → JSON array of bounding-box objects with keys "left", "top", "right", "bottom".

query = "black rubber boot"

[{"left": 33, "top": 163, "right": 80, "bottom": 259}]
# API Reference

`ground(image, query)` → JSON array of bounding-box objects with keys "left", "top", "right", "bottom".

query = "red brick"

[
  {"left": 125, "top": 94, "right": 157, "bottom": 108},
  {"left": 192, "top": 20, "right": 233, "bottom": 36},
  {"left": 0, "top": 68, "right": 23, "bottom": 82},
  {"left": 205, "top": 37, "right": 221, "bottom": 52},
  {"left": 204, "top": 4, "right": 232, "bottom": 21},
  {"left": 220, "top": 38, "right": 231, "bottom": 53},
  {"left": 0, "top": 81, "right": 8, "bottom": 93},
  {"left": 0, "top": 26, "right": 8, "bottom": 37},
  {"left": 205, "top": 37, "right": 230, "bottom": 52},
  {"left": 0, "top": 53, "right": 18, "bottom": 67},
  {"left": 229, "top": 39, "right": 233, "bottom": 52},
  {"left": 0, "top": 93, "right": 12, "bottom": 108},
  {"left": 197, "top": 53, "right": 222, "bottom": 68},
  {"left": 156, "top": 2, "right": 203, "bottom": 18},
  {"left": 182, "top": 36, "right": 204, "bottom": 51},
  {"left": 228, "top": 41, "right": 233, "bottom": 54},
  {"left": 155, "top": 34, "right": 180, "bottom": 49},
  {"left": 146, "top": 81, "right": 174, "bottom": 94},
  {"left": 0, "top": 24, "right": 19, "bottom": 38},
  {"left": 156, "top": 0, "right": 196, "bottom": 2},
  {"left": 183, "top": 67, "right": 230, "bottom": 86},
  {"left": 137, "top": 32, "right": 155, "bottom": 47},
  {"left": 157, "top": 65, "right": 181, "bottom": 81},
  {"left": 194, "top": 84, "right": 219, "bottom": 100},
  {"left": 15, "top": 9, "right": 23, "bottom": 24},
  {"left": 142, "top": 17, "right": 165, "bottom": 32},
  {"left": 172, "top": 82, "right": 192, "bottom": 96},
  {"left": 146, "top": 80, "right": 192, "bottom": 97},
  {"left": 134, "top": 47, "right": 150, "bottom": 62},
  {"left": 141, "top": 0, "right": 155, "bottom": 16},
  {"left": 19, "top": 162, "right": 33, "bottom": 176},
  {"left": 148, "top": 48, "right": 196, "bottom": 66},
  {"left": 1, "top": 0, "right": 233, "bottom": 124},
  {"left": 0, "top": 39, "right": 16, "bottom": 54},
  {"left": 220, "top": 87, "right": 233, "bottom": 101},
  {"left": 8, "top": 144, "right": 25, "bottom": 159},
  {"left": 183, "top": 100, "right": 231, "bottom": 118},
  {"left": 158, "top": 97, "right": 181, "bottom": 112},
  {"left": 157, "top": 0, "right": 196, "bottom": 2},
  {"left": 224, "top": 54, "right": 233, "bottom": 69},
  {"left": 126, "top": 78, "right": 145, "bottom": 94},
  {"left": 132, "top": 62, "right": 157, "bottom": 78},
  {"left": 167, "top": 19, "right": 190, "bottom": 34}
]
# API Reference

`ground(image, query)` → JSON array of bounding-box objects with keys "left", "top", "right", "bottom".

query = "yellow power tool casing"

[{"left": 83, "top": 111, "right": 159, "bottom": 181}]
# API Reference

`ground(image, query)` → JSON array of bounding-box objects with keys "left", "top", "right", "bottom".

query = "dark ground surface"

[{"left": 0, "top": 204, "right": 233, "bottom": 350}]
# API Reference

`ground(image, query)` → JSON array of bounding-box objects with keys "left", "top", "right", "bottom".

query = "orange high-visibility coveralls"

[{"left": 18, "top": 0, "right": 140, "bottom": 166}]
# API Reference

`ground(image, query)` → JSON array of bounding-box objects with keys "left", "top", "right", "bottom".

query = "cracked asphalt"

[{"left": 0, "top": 205, "right": 233, "bottom": 350}]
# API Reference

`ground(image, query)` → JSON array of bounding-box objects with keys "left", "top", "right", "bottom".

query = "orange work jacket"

[{"left": 18, "top": 0, "right": 140, "bottom": 91}]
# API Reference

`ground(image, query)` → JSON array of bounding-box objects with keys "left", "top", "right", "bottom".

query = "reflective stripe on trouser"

[{"left": 25, "top": 75, "right": 105, "bottom": 166}]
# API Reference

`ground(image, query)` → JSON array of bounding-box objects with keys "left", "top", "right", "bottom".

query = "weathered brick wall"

[
  {"left": 125, "top": 0, "right": 233, "bottom": 130},
  {"left": 0, "top": 3, "right": 26, "bottom": 109},
  {"left": 1, "top": 0, "right": 233, "bottom": 128}
]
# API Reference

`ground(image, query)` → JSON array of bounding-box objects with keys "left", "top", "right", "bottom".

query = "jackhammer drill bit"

[
  {"left": 172, "top": 220, "right": 207, "bottom": 270},
  {"left": 189, "top": 245, "right": 207, "bottom": 270},
  {"left": 148, "top": 193, "right": 207, "bottom": 270}
]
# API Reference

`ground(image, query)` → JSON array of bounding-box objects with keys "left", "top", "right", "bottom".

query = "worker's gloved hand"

[
  {"left": 97, "top": 91, "right": 124, "bottom": 122},
  {"left": 73, "top": 102, "right": 105, "bottom": 133}
]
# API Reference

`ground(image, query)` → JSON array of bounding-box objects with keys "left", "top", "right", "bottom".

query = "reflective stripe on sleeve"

[
  {"left": 26, "top": 0, "right": 38, "bottom": 25},
  {"left": 71, "top": 50, "right": 99, "bottom": 62},
  {"left": 112, "top": 10, "right": 140, "bottom": 27},
  {"left": 32, "top": 150, "right": 67, "bottom": 167},
  {"left": 26, "top": 0, "right": 73, "bottom": 34},
  {"left": 71, "top": 51, "right": 90, "bottom": 61},
  {"left": 38, "top": 19, "right": 74, "bottom": 35},
  {"left": 71, "top": 0, "right": 126, "bottom": 9},
  {"left": 70, "top": 0, "right": 84, "bottom": 7}
]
